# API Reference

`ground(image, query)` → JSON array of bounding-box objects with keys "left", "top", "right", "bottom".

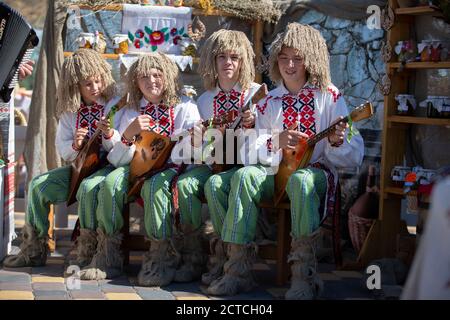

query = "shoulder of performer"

[
  {"left": 196, "top": 90, "right": 214, "bottom": 109},
  {"left": 254, "top": 86, "right": 283, "bottom": 116},
  {"left": 323, "top": 83, "right": 343, "bottom": 104}
]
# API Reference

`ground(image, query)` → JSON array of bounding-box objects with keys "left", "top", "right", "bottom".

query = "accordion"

[{"left": 0, "top": 2, "right": 39, "bottom": 103}]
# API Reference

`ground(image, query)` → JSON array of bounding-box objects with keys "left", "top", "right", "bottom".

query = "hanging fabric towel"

[{"left": 122, "top": 4, "right": 192, "bottom": 55}]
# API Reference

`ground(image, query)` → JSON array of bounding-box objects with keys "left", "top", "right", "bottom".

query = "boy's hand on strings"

[
  {"left": 73, "top": 127, "right": 89, "bottom": 150},
  {"left": 191, "top": 120, "right": 204, "bottom": 147},
  {"left": 278, "top": 123, "right": 308, "bottom": 150},
  {"left": 241, "top": 109, "right": 255, "bottom": 128},
  {"left": 328, "top": 116, "right": 348, "bottom": 146},
  {"left": 98, "top": 116, "right": 113, "bottom": 138},
  {"left": 124, "top": 115, "right": 152, "bottom": 141}
]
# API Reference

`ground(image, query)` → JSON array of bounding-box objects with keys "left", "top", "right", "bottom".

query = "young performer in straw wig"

[
  {"left": 80, "top": 53, "right": 202, "bottom": 284},
  {"left": 196, "top": 29, "right": 262, "bottom": 286},
  {"left": 3, "top": 49, "right": 126, "bottom": 269},
  {"left": 204, "top": 23, "right": 364, "bottom": 299}
]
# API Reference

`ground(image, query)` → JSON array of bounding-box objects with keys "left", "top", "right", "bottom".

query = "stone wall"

[{"left": 295, "top": 10, "right": 386, "bottom": 239}]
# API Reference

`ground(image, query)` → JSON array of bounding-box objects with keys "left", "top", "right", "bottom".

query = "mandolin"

[
  {"left": 127, "top": 103, "right": 244, "bottom": 198},
  {"left": 67, "top": 96, "right": 127, "bottom": 205},
  {"left": 211, "top": 83, "right": 269, "bottom": 174},
  {"left": 273, "top": 101, "right": 374, "bottom": 206}
]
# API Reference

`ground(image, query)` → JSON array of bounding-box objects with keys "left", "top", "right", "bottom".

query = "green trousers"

[
  {"left": 96, "top": 165, "right": 212, "bottom": 238},
  {"left": 26, "top": 165, "right": 114, "bottom": 238},
  {"left": 204, "top": 165, "right": 327, "bottom": 244}
]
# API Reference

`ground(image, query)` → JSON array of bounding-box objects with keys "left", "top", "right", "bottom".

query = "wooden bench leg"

[
  {"left": 121, "top": 204, "right": 130, "bottom": 266},
  {"left": 276, "top": 208, "right": 291, "bottom": 286},
  {"left": 48, "top": 205, "right": 56, "bottom": 253}
]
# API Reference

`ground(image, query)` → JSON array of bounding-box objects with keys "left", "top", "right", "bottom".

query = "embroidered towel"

[
  {"left": 120, "top": 54, "right": 193, "bottom": 72},
  {"left": 122, "top": 4, "right": 192, "bottom": 54}
]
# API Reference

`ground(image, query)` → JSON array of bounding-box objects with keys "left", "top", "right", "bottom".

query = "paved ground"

[{"left": 0, "top": 211, "right": 403, "bottom": 300}]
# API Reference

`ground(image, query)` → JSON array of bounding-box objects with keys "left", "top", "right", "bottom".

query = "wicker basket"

[
  {"left": 406, "top": 190, "right": 418, "bottom": 214},
  {"left": 348, "top": 211, "right": 375, "bottom": 254}
]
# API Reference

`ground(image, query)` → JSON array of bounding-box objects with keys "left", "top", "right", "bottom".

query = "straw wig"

[
  {"left": 57, "top": 48, "right": 116, "bottom": 116},
  {"left": 268, "top": 23, "right": 331, "bottom": 91},
  {"left": 198, "top": 29, "right": 255, "bottom": 91},
  {"left": 126, "top": 53, "right": 181, "bottom": 109}
]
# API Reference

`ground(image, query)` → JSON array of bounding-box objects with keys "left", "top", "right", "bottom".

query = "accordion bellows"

[{"left": 0, "top": 2, "right": 39, "bottom": 103}]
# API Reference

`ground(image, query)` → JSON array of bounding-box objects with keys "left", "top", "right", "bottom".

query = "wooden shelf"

[
  {"left": 388, "top": 115, "right": 450, "bottom": 126},
  {"left": 395, "top": 5, "right": 442, "bottom": 16},
  {"left": 388, "top": 61, "right": 450, "bottom": 69},
  {"left": 63, "top": 51, "right": 199, "bottom": 64},
  {"left": 384, "top": 187, "right": 405, "bottom": 196}
]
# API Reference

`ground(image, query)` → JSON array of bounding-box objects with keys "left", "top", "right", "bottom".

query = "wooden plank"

[
  {"left": 388, "top": 61, "right": 450, "bottom": 69},
  {"left": 395, "top": 5, "right": 442, "bottom": 16},
  {"left": 259, "top": 201, "right": 290, "bottom": 210},
  {"left": 47, "top": 205, "right": 55, "bottom": 253},
  {"left": 388, "top": 115, "right": 450, "bottom": 126},
  {"left": 63, "top": 51, "right": 200, "bottom": 65},
  {"left": 384, "top": 186, "right": 404, "bottom": 196},
  {"left": 253, "top": 20, "right": 264, "bottom": 84}
]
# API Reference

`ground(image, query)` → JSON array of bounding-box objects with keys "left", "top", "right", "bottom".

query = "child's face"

[
  {"left": 79, "top": 76, "right": 104, "bottom": 105},
  {"left": 138, "top": 68, "right": 165, "bottom": 103},
  {"left": 215, "top": 51, "right": 241, "bottom": 84},
  {"left": 277, "top": 47, "right": 306, "bottom": 85}
]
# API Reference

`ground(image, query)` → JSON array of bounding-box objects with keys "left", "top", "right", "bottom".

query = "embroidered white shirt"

[
  {"left": 107, "top": 95, "right": 200, "bottom": 167},
  {"left": 55, "top": 96, "right": 124, "bottom": 163}
]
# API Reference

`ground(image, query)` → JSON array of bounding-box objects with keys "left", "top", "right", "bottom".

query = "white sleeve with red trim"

[
  {"left": 101, "top": 96, "right": 123, "bottom": 152},
  {"left": 55, "top": 112, "right": 78, "bottom": 163},
  {"left": 323, "top": 87, "right": 364, "bottom": 168},
  {"left": 170, "top": 97, "right": 201, "bottom": 164},
  {"left": 254, "top": 96, "right": 282, "bottom": 168},
  {"left": 106, "top": 107, "right": 140, "bottom": 168}
]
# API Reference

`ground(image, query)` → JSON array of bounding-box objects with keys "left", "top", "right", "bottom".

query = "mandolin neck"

[{"left": 307, "top": 115, "right": 349, "bottom": 147}]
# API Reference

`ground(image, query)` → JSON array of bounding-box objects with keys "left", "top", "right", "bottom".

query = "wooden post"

[
  {"left": 48, "top": 205, "right": 56, "bottom": 252},
  {"left": 253, "top": 20, "right": 264, "bottom": 84}
]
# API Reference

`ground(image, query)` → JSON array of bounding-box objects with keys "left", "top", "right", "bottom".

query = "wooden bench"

[
  {"left": 122, "top": 184, "right": 342, "bottom": 286},
  {"left": 121, "top": 200, "right": 292, "bottom": 285}
]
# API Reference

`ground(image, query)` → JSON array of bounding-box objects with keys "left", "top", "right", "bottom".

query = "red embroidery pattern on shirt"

[
  {"left": 76, "top": 103, "right": 105, "bottom": 140},
  {"left": 256, "top": 96, "right": 273, "bottom": 115},
  {"left": 213, "top": 89, "right": 245, "bottom": 122},
  {"left": 266, "top": 137, "right": 273, "bottom": 152},
  {"left": 327, "top": 87, "right": 342, "bottom": 103},
  {"left": 141, "top": 102, "right": 174, "bottom": 137},
  {"left": 282, "top": 89, "right": 316, "bottom": 137}
]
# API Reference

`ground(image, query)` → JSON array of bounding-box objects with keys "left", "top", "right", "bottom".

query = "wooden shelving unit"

[
  {"left": 352, "top": 1, "right": 448, "bottom": 268},
  {"left": 388, "top": 61, "right": 450, "bottom": 69},
  {"left": 63, "top": 51, "right": 200, "bottom": 64},
  {"left": 388, "top": 115, "right": 450, "bottom": 126},
  {"left": 67, "top": 4, "right": 264, "bottom": 82},
  {"left": 395, "top": 5, "right": 442, "bottom": 16}
]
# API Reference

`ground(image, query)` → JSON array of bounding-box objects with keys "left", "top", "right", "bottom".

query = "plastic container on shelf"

[
  {"left": 76, "top": 32, "right": 95, "bottom": 49},
  {"left": 113, "top": 34, "right": 129, "bottom": 54},
  {"left": 418, "top": 40, "right": 432, "bottom": 62},
  {"left": 430, "top": 41, "right": 443, "bottom": 62},
  {"left": 395, "top": 94, "right": 416, "bottom": 115},
  {"left": 419, "top": 96, "right": 450, "bottom": 118},
  {"left": 395, "top": 40, "right": 417, "bottom": 63},
  {"left": 391, "top": 166, "right": 411, "bottom": 187}
]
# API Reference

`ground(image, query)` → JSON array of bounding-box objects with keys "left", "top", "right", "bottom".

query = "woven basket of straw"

[
  {"left": 348, "top": 210, "right": 375, "bottom": 254},
  {"left": 406, "top": 190, "right": 418, "bottom": 214}
]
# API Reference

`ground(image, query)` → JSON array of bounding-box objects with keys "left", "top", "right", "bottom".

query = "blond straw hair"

[
  {"left": 268, "top": 23, "right": 331, "bottom": 91},
  {"left": 57, "top": 49, "right": 116, "bottom": 116},
  {"left": 198, "top": 29, "right": 255, "bottom": 91},
  {"left": 126, "top": 53, "right": 181, "bottom": 109}
]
